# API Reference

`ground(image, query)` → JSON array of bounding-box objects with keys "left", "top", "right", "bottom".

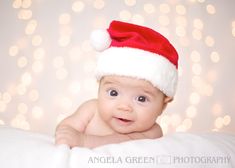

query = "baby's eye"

[
  {"left": 108, "top": 89, "right": 118, "bottom": 97},
  {"left": 136, "top": 96, "right": 148, "bottom": 102}
]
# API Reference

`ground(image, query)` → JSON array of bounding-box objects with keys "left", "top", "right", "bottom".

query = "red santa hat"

[{"left": 90, "top": 20, "right": 179, "bottom": 97}]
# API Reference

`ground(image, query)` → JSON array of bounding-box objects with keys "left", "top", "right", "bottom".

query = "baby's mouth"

[
  {"left": 114, "top": 117, "right": 133, "bottom": 125},
  {"left": 118, "top": 118, "right": 131, "bottom": 122}
]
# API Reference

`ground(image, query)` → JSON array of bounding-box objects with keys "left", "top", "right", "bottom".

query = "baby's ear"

[
  {"left": 164, "top": 96, "right": 173, "bottom": 103},
  {"left": 162, "top": 96, "right": 173, "bottom": 112}
]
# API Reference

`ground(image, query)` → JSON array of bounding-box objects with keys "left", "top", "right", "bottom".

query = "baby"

[{"left": 55, "top": 20, "right": 179, "bottom": 148}]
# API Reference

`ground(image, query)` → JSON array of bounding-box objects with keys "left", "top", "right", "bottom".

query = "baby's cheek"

[
  {"left": 139, "top": 112, "right": 157, "bottom": 124},
  {"left": 98, "top": 102, "right": 113, "bottom": 119},
  {"left": 100, "top": 102, "right": 112, "bottom": 113}
]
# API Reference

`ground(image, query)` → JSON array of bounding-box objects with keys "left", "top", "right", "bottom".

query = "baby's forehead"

[{"left": 100, "top": 75, "right": 162, "bottom": 93}]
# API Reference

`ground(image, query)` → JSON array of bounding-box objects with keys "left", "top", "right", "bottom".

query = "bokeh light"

[
  {"left": 18, "top": 9, "right": 32, "bottom": 20},
  {"left": 9, "top": 45, "right": 19, "bottom": 57},
  {"left": 72, "top": 1, "right": 85, "bottom": 13},
  {"left": 25, "top": 20, "right": 37, "bottom": 35},
  {"left": 124, "top": 0, "right": 136, "bottom": 6},
  {"left": 144, "top": 3, "right": 155, "bottom": 14},
  {"left": 206, "top": 4, "right": 216, "bottom": 15},
  {"left": 119, "top": 10, "right": 132, "bottom": 21},
  {"left": 17, "top": 56, "right": 28, "bottom": 68},
  {"left": 93, "top": 0, "right": 105, "bottom": 9},
  {"left": 159, "top": 3, "right": 170, "bottom": 14}
]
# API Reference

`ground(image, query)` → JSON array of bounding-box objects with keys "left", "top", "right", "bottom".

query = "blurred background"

[{"left": 0, "top": 0, "right": 234, "bottom": 136}]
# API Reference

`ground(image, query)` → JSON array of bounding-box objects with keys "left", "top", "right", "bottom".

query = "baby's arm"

[
  {"left": 82, "top": 123, "right": 162, "bottom": 148},
  {"left": 55, "top": 99, "right": 96, "bottom": 147}
]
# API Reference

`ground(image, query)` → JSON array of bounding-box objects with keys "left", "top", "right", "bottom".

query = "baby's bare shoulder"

[
  {"left": 74, "top": 99, "right": 98, "bottom": 115},
  {"left": 57, "top": 99, "right": 98, "bottom": 133},
  {"left": 79, "top": 99, "right": 97, "bottom": 110}
]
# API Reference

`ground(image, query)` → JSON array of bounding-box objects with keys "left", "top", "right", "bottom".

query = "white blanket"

[{"left": 0, "top": 126, "right": 234, "bottom": 168}]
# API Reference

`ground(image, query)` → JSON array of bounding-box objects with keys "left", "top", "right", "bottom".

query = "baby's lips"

[{"left": 118, "top": 118, "right": 132, "bottom": 122}]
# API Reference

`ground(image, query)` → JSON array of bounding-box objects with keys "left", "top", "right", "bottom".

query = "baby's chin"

[{"left": 110, "top": 125, "right": 138, "bottom": 134}]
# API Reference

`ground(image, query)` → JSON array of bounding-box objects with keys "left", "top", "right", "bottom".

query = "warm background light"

[{"left": 0, "top": 0, "right": 234, "bottom": 135}]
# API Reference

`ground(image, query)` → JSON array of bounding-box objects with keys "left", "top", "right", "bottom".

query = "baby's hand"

[{"left": 55, "top": 125, "right": 85, "bottom": 148}]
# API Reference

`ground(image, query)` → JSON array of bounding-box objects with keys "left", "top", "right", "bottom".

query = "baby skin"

[{"left": 55, "top": 75, "right": 172, "bottom": 148}]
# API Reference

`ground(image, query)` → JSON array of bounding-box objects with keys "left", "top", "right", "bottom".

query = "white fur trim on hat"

[{"left": 95, "top": 47, "right": 178, "bottom": 97}]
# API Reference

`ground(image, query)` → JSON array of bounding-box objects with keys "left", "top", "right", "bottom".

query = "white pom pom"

[{"left": 90, "top": 29, "right": 111, "bottom": 51}]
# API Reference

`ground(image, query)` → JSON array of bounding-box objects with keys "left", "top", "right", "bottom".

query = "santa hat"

[{"left": 90, "top": 20, "right": 179, "bottom": 97}]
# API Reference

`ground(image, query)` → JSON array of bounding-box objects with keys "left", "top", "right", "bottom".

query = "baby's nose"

[{"left": 117, "top": 100, "right": 133, "bottom": 112}]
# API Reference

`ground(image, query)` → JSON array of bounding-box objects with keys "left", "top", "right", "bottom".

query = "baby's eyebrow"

[
  {"left": 102, "top": 80, "right": 114, "bottom": 85},
  {"left": 141, "top": 89, "right": 155, "bottom": 97},
  {"left": 101, "top": 81, "right": 117, "bottom": 88},
  {"left": 102, "top": 78, "right": 120, "bottom": 85}
]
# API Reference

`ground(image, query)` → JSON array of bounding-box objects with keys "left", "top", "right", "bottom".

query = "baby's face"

[{"left": 97, "top": 75, "right": 169, "bottom": 134}]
